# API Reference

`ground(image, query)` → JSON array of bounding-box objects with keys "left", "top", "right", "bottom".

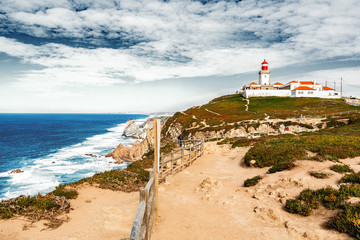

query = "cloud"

[{"left": 0, "top": 0, "right": 359, "bottom": 95}]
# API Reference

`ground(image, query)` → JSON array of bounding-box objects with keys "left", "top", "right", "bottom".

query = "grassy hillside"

[{"left": 162, "top": 94, "right": 360, "bottom": 137}]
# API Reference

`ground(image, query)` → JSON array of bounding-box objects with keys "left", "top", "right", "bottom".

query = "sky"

[{"left": 0, "top": 0, "right": 359, "bottom": 113}]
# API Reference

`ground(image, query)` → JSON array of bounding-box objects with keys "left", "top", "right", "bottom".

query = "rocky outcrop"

[
  {"left": 123, "top": 119, "right": 142, "bottom": 138},
  {"left": 123, "top": 116, "right": 170, "bottom": 140},
  {"left": 167, "top": 118, "right": 322, "bottom": 141},
  {"left": 10, "top": 169, "right": 23, "bottom": 174},
  {"left": 165, "top": 122, "right": 183, "bottom": 139},
  {"left": 107, "top": 123, "right": 157, "bottom": 162},
  {"left": 141, "top": 116, "right": 170, "bottom": 130}
]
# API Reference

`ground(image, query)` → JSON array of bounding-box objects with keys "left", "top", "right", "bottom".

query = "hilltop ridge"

[{"left": 162, "top": 95, "right": 360, "bottom": 140}]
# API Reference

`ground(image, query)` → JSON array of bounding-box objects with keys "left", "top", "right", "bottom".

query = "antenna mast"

[{"left": 340, "top": 77, "right": 343, "bottom": 98}]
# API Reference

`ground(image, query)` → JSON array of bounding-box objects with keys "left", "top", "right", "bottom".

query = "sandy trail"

[
  {"left": 0, "top": 184, "right": 138, "bottom": 240},
  {"left": 152, "top": 142, "right": 354, "bottom": 240},
  {"left": 1, "top": 141, "right": 358, "bottom": 240}
]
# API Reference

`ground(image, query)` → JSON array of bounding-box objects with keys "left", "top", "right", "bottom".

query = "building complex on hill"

[{"left": 238, "top": 60, "right": 340, "bottom": 99}]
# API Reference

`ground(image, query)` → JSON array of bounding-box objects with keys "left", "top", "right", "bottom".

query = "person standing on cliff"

[{"left": 178, "top": 134, "right": 184, "bottom": 147}]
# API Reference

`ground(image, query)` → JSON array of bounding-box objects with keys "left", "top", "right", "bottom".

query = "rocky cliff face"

[
  {"left": 166, "top": 118, "right": 323, "bottom": 140},
  {"left": 123, "top": 119, "right": 142, "bottom": 138},
  {"left": 107, "top": 117, "right": 168, "bottom": 163},
  {"left": 107, "top": 128, "right": 154, "bottom": 163}
]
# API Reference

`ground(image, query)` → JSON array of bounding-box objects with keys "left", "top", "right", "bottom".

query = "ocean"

[{"left": 0, "top": 113, "right": 148, "bottom": 200}]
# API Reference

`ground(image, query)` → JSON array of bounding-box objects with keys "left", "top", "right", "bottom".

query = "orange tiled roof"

[
  {"left": 323, "top": 86, "right": 335, "bottom": 91},
  {"left": 292, "top": 86, "right": 316, "bottom": 91},
  {"left": 299, "top": 81, "right": 320, "bottom": 85},
  {"left": 249, "top": 82, "right": 260, "bottom": 85},
  {"left": 287, "top": 80, "right": 298, "bottom": 84},
  {"left": 287, "top": 80, "right": 320, "bottom": 85},
  {"left": 273, "top": 82, "right": 283, "bottom": 85}
]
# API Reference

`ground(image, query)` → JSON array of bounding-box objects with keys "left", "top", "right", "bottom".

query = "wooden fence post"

[
  {"left": 181, "top": 148, "right": 184, "bottom": 170},
  {"left": 189, "top": 145, "right": 192, "bottom": 165},
  {"left": 171, "top": 152, "right": 174, "bottom": 175},
  {"left": 154, "top": 119, "right": 159, "bottom": 223}
]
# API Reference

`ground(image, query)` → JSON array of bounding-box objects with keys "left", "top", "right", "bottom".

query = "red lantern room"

[{"left": 261, "top": 59, "right": 268, "bottom": 71}]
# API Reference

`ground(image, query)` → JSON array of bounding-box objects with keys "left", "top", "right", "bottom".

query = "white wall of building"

[
  {"left": 240, "top": 89, "right": 340, "bottom": 99},
  {"left": 291, "top": 90, "right": 340, "bottom": 98},
  {"left": 259, "top": 71, "right": 270, "bottom": 85}
]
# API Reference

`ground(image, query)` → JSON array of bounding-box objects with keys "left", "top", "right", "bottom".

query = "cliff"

[
  {"left": 162, "top": 95, "right": 360, "bottom": 141},
  {"left": 106, "top": 117, "right": 169, "bottom": 163}
]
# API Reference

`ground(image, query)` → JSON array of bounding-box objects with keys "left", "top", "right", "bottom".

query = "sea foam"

[{"left": 0, "top": 118, "right": 147, "bottom": 200}]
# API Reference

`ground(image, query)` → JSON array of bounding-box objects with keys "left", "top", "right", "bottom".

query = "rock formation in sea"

[
  {"left": 10, "top": 169, "right": 23, "bottom": 174},
  {"left": 107, "top": 116, "right": 169, "bottom": 163},
  {"left": 123, "top": 119, "right": 142, "bottom": 138}
]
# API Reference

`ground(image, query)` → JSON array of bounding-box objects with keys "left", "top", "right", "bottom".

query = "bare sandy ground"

[
  {"left": 152, "top": 142, "right": 356, "bottom": 240},
  {"left": 0, "top": 184, "right": 138, "bottom": 240},
  {"left": 1, "top": 141, "right": 358, "bottom": 240}
]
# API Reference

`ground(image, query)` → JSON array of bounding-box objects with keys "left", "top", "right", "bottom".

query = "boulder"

[
  {"left": 165, "top": 122, "right": 183, "bottom": 140},
  {"left": 10, "top": 169, "right": 23, "bottom": 174},
  {"left": 123, "top": 119, "right": 141, "bottom": 138},
  {"left": 141, "top": 116, "right": 170, "bottom": 130},
  {"left": 249, "top": 160, "right": 256, "bottom": 167}
]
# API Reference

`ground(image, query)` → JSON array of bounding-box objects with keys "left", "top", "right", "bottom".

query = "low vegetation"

[
  {"left": 162, "top": 95, "right": 360, "bottom": 138},
  {"left": 245, "top": 133, "right": 360, "bottom": 168},
  {"left": 286, "top": 184, "right": 360, "bottom": 239},
  {"left": 330, "top": 164, "right": 354, "bottom": 174},
  {"left": 243, "top": 175, "right": 262, "bottom": 187},
  {"left": 327, "top": 204, "right": 360, "bottom": 239},
  {"left": 286, "top": 184, "right": 360, "bottom": 215},
  {"left": 309, "top": 171, "right": 332, "bottom": 179},
  {"left": 267, "top": 162, "right": 295, "bottom": 174},
  {"left": 0, "top": 196, "right": 60, "bottom": 219},
  {"left": 53, "top": 185, "right": 78, "bottom": 199},
  {"left": 0, "top": 193, "right": 72, "bottom": 229},
  {"left": 340, "top": 172, "right": 360, "bottom": 184}
]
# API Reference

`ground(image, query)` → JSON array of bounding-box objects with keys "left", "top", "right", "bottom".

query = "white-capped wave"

[{"left": 0, "top": 117, "right": 147, "bottom": 200}]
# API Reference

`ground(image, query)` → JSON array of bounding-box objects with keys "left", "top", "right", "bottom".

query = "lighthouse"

[{"left": 259, "top": 59, "right": 271, "bottom": 86}]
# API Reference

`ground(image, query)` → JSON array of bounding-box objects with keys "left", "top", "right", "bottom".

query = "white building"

[{"left": 238, "top": 60, "right": 340, "bottom": 99}]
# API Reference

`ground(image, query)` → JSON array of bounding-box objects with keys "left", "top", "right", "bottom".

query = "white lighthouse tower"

[{"left": 259, "top": 59, "right": 271, "bottom": 86}]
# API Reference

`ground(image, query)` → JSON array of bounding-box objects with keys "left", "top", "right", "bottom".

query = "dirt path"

[
  {"left": 151, "top": 142, "right": 353, "bottom": 240},
  {"left": 0, "top": 185, "right": 138, "bottom": 240},
  {"left": 203, "top": 108, "right": 221, "bottom": 116}
]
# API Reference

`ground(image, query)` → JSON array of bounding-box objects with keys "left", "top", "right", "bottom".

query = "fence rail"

[
  {"left": 159, "top": 140, "right": 204, "bottom": 180},
  {"left": 129, "top": 169, "right": 155, "bottom": 240},
  {"left": 128, "top": 139, "right": 204, "bottom": 240}
]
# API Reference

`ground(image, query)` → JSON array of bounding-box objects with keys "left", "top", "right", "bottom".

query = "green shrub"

[
  {"left": 338, "top": 184, "right": 360, "bottom": 197},
  {"left": 317, "top": 187, "right": 346, "bottom": 210},
  {"left": 232, "top": 139, "right": 252, "bottom": 148},
  {"left": 341, "top": 173, "right": 360, "bottom": 184},
  {"left": 299, "top": 189, "right": 321, "bottom": 209},
  {"left": 327, "top": 120, "right": 346, "bottom": 128},
  {"left": 309, "top": 171, "right": 332, "bottom": 179},
  {"left": 244, "top": 138, "right": 306, "bottom": 167},
  {"left": 11, "top": 196, "right": 59, "bottom": 213},
  {"left": 330, "top": 164, "right": 354, "bottom": 173},
  {"left": 298, "top": 123, "right": 314, "bottom": 129},
  {"left": 287, "top": 184, "right": 360, "bottom": 218},
  {"left": 53, "top": 185, "right": 79, "bottom": 199},
  {"left": 244, "top": 135, "right": 360, "bottom": 168},
  {"left": 285, "top": 199, "right": 313, "bottom": 216},
  {"left": 267, "top": 162, "right": 295, "bottom": 174},
  {"left": 0, "top": 205, "right": 13, "bottom": 219},
  {"left": 327, "top": 204, "right": 360, "bottom": 239},
  {"left": 244, "top": 175, "right": 262, "bottom": 187},
  {"left": 35, "top": 198, "right": 59, "bottom": 211}
]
